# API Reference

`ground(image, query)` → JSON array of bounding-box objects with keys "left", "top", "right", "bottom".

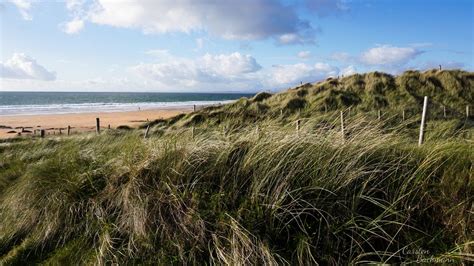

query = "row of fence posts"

[
  {"left": 34, "top": 126, "right": 70, "bottom": 138},
  {"left": 301, "top": 97, "right": 469, "bottom": 146},
  {"left": 33, "top": 117, "right": 128, "bottom": 138},
  {"left": 34, "top": 102, "right": 470, "bottom": 144},
  {"left": 98, "top": 104, "right": 199, "bottom": 139},
  {"left": 35, "top": 119, "right": 98, "bottom": 138}
]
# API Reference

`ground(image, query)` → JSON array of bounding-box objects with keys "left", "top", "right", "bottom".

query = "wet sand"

[{"left": 0, "top": 108, "right": 191, "bottom": 138}]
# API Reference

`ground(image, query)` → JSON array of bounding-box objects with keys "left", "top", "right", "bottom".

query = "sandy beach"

[{"left": 0, "top": 107, "right": 191, "bottom": 138}]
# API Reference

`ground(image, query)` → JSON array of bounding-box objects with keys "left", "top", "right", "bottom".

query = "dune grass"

[
  {"left": 0, "top": 113, "right": 472, "bottom": 264},
  {"left": 137, "top": 70, "right": 472, "bottom": 132}
]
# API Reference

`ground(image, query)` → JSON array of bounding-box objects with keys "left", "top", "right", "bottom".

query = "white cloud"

[
  {"left": 267, "top": 62, "right": 339, "bottom": 87},
  {"left": 61, "top": 19, "right": 85, "bottom": 34},
  {"left": 65, "top": 0, "right": 85, "bottom": 11},
  {"left": 66, "top": 0, "right": 317, "bottom": 45},
  {"left": 314, "top": 62, "right": 338, "bottom": 73},
  {"left": 132, "top": 52, "right": 261, "bottom": 87},
  {"left": 360, "top": 45, "right": 423, "bottom": 66},
  {"left": 202, "top": 53, "right": 262, "bottom": 75},
  {"left": 297, "top": 50, "right": 311, "bottom": 59},
  {"left": 0, "top": 53, "right": 56, "bottom": 81},
  {"left": 8, "top": 0, "right": 33, "bottom": 20},
  {"left": 277, "top": 32, "right": 314, "bottom": 45},
  {"left": 340, "top": 65, "right": 357, "bottom": 76}
]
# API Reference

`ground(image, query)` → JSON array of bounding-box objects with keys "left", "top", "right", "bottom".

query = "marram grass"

[{"left": 0, "top": 115, "right": 472, "bottom": 265}]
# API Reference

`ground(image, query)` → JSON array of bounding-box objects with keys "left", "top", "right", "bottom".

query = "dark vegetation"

[{"left": 0, "top": 69, "right": 472, "bottom": 264}]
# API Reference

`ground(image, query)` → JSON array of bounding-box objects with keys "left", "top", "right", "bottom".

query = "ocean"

[{"left": 0, "top": 91, "right": 254, "bottom": 116}]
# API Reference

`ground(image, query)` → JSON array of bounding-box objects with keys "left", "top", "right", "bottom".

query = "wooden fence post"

[
  {"left": 402, "top": 109, "right": 405, "bottom": 121},
  {"left": 296, "top": 119, "right": 301, "bottom": 132},
  {"left": 340, "top": 111, "right": 345, "bottom": 140},
  {"left": 96, "top": 118, "right": 100, "bottom": 134},
  {"left": 40, "top": 129, "right": 45, "bottom": 138},
  {"left": 67, "top": 125, "right": 71, "bottom": 136},
  {"left": 418, "top": 96, "right": 428, "bottom": 146},
  {"left": 59, "top": 128, "right": 62, "bottom": 135},
  {"left": 144, "top": 125, "right": 150, "bottom": 139},
  {"left": 108, "top": 124, "right": 111, "bottom": 130},
  {"left": 193, "top": 105, "right": 196, "bottom": 112}
]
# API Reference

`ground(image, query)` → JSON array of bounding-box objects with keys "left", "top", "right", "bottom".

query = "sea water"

[{"left": 0, "top": 91, "right": 254, "bottom": 116}]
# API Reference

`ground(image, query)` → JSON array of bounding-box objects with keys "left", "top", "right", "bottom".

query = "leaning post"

[
  {"left": 418, "top": 96, "right": 428, "bottom": 146},
  {"left": 67, "top": 125, "right": 71, "bottom": 136},
  {"left": 144, "top": 125, "right": 150, "bottom": 139}
]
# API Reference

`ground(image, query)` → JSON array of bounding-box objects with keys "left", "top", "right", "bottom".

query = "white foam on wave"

[{"left": 0, "top": 100, "right": 233, "bottom": 116}]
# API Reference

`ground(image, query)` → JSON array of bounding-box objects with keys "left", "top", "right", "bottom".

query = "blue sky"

[{"left": 1, "top": 0, "right": 473, "bottom": 92}]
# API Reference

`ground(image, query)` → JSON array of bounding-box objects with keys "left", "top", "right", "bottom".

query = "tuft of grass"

[
  {"left": 116, "top": 125, "right": 133, "bottom": 130},
  {"left": 252, "top": 92, "right": 273, "bottom": 102}
]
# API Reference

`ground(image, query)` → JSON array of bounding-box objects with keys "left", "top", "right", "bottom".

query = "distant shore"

[{"left": 0, "top": 107, "right": 190, "bottom": 138}]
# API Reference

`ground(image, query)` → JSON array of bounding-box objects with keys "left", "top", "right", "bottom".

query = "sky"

[{"left": 1, "top": 0, "right": 473, "bottom": 92}]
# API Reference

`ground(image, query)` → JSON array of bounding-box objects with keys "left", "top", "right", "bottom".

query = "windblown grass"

[
  {"left": 0, "top": 114, "right": 472, "bottom": 264},
  {"left": 144, "top": 69, "right": 472, "bottom": 130}
]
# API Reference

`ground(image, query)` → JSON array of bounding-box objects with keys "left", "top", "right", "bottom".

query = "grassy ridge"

[
  {"left": 0, "top": 69, "right": 473, "bottom": 264},
  {"left": 144, "top": 69, "right": 472, "bottom": 130}
]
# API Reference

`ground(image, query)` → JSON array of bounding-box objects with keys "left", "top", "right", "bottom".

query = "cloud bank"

[
  {"left": 267, "top": 62, "right": 339, "bottom": 87},
  {"left": 0, "top": 53, "right": 56, "bottom": 81},
  {"left": 132, "top": 52, "right": 262, "bottom": 87},
  {"left": 360, "top": 45, "right": 424, "bottom": 66},
  {"left": 10, "top": 0, "right": 349, "bottom": 45}
]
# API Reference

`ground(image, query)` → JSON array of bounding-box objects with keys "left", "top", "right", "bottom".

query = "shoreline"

[
  {"left": 0, "top": 101, "right": 230, "bottom": 117},
  {"left": 0, "top": 107, "right": 191, "bottom": 138}
]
